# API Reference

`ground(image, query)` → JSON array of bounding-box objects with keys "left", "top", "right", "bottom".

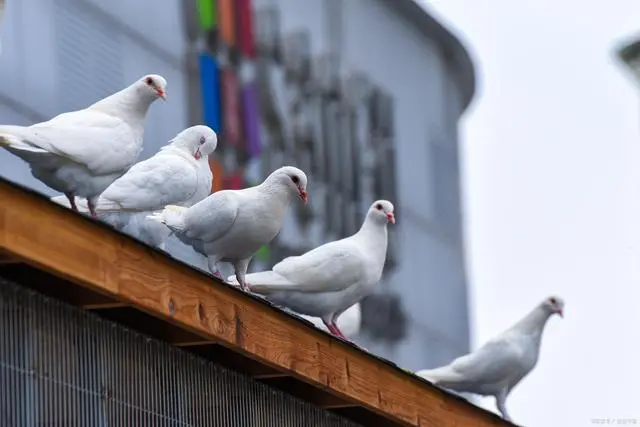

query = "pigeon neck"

[
  {"left": 356, "top": 213, "right": 388, "bottom": 244},
  {"left": 88, "top": 85, "right": 155, "bottom": 125},
  {"left": 353, "top": 214, "right": 389, "bottom": 277},
  {"left": 160, "top": 144, "right": 198, "bottom": 165},
  {"left": 513, "top": 305, "right": 553, "bottom": 336},
  {"left": 258, "top": 179, "right": 293, "bottom": 204}
]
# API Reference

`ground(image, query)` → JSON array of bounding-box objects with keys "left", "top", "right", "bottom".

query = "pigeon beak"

[
  {"left": 387, "top": 212, "right": 395, "bottom": 224},
  {"left": 156, "top": 89, "right": 167, "bottom": 100},
  {"left": 298, "top": 189, "right": 308, "bottom": 204},
  {"left": 194, "top": 148, "right": 202, "bottom": 160},
  {"left": 557, "top": 309, "right": 564, "bottom": 318}
]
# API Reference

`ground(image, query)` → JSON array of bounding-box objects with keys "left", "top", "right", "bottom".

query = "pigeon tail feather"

[
  {"left": 0, "top": 129, "right": 60, "bottom": 165},
  {"left": 415, "top": 367, "right": 460, "bottom": 385},
  {"left": 227, "top": 271, "right": 293, "bottom": 293},
  {"left": 0, "top": 132, "right": 48, "bottom": 153},
  {"left": 146, "top": 205, "right": 187, "bottom": 232},
  {"left": 0, "top": 125, "right": 34, "bottom": 141}
]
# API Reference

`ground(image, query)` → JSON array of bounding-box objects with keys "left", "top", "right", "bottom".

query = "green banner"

[{"left": 197, "top": 0, "right": 217, "bottom": 31}]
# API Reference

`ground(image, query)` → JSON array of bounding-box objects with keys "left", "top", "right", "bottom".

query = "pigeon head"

[
  {"left": 266, "top": 166, "right": 308, "bottom": 203},
  {"left": 542, "top": 296, "right": 564, "bottom": 318},
  {"left": 173, "top": 125, "right": 218, "bottom": 160},
  {"left": 136, "top": 74, "right": 167, "bottom": 101},
  {"left": 368, "top": 200, "right": 395, "bottom": 225}
]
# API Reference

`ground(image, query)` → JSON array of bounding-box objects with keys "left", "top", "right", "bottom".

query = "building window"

[
  {"left": 54, "top": 0, "right": 123, "bottom": 111},
  {"left": 430, "top": 141, "right": 461, "bottom": 239}
]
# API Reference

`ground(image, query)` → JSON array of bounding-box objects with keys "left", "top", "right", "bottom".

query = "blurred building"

[{"left": 0, "top": 0, "right": 476, "bottom": 370}]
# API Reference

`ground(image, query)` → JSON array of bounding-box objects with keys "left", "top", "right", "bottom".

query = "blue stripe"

[{"left": 199, "top": 53, "right": 222, "bottom": 134}]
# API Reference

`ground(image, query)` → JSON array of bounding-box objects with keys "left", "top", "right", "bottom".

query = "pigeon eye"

[
  {"left": 291, "top": 175, "right": 299, "bottom": 184},
  {"left": 145, "top": 77, "right": 154, "bottom": 86},
  {"left": 200, "top": 136, "right": 206, "bottom": 145},
  {"left": 376, "top": 203, "right": 383, "bottom": 210},
  {"left": 549, "top": 298, "right": 556, "bottom": 305}
]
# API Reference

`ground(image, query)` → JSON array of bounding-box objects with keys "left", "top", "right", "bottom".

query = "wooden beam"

[
  {"left": 252, "top": 372, "right": 290, "bottom": 380},
  {"left": 79, "top": 294, "right": 129, "bottom": 310},
  {"left": 0, "top": 180, "right": 511, "bottom": 427},
  {"left": 0, "top": 252, "right": 19, "bottom": 265},
  {"left": 332, "top": 406, "right": 406, "bottom": 427},
  {"left": 82, "top": 301, "right": 129, "bottom": 310},
  {"left": 91, "top": 306, "right": 219, "bottom": 349},
  {"left": 173, "top": 340, "right": 217, "bottom": 347},
  {"left": 187, "top": 343, "right": 290, "bottom": 379},
  {"left": 257, "top": 376, "right": 357, "bottom": 409},
  {"left": 164, "top": 329, "right": 217, "bottom": 347}
]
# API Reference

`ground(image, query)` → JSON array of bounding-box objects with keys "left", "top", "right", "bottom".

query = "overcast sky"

[{"left": 420, "top": 0, "right": 640, "bottom": 425}]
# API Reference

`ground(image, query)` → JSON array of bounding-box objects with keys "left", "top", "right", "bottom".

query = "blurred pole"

[{"left": 617, "top": 38, "right": 640, "bottom": 87}]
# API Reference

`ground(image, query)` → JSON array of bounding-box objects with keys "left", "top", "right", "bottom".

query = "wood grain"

[{"left": 0, "top": 180, "right": 511, "bottom": 427}]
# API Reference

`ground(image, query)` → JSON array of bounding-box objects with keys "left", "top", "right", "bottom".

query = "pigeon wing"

[
  {"left": 445, "top": 338, "right": 525, "bottom": 385},
  {"left": 97, "top": 153, "right": 199, "bottom": 212},
  {"left": 265, "top": 241, "right": 367, "bottom": 293},
  {"left": 182, "top": 190, "right": 240, "bottom": 242},
  {"left": 0, "top": 109, "right": 138, "bottom": 175}
]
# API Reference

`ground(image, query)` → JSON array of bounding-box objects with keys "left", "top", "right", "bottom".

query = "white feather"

[{"left": 1, "top": 74, "right": 167, "bottom": 204}]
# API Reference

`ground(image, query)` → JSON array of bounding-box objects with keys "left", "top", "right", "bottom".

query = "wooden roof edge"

[{"left": 0, "top": 177, "right": 514, "bottom": 427}]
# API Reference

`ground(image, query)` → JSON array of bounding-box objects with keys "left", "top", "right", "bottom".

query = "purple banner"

[{"left": 242, "top": 83, "right": 262, "bottom": 157}]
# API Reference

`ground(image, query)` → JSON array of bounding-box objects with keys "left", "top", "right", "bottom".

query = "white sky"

[{"left": 421, "top": 0, "right": 640, "bottom": 426}]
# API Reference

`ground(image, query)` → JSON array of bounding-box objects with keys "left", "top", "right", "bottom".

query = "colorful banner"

[
  {"left": 197, "top": 0, "right": 217, "bottom": 31},
  {"left": 223, "top": 170, "right": 245, "bottom": 190},
  {"left": 222, "top": 69, "right": 242, "bottom": 149},
  {"left": 199, "top": 53, "right": 222, "bottom": 134},
  {"left": 236, "top": 0, "right": 256, "bottom": 58},
  {"left": 218, "top": 0, "right": 236, "bottom": 47},
  {"left": 209, "top": 158, "right": 225, "bottom": 194},
  {"left": 242, "top": 83, "right": 262, "bottom": 157},
  {"left": 198, "top": 0, "right": 260, "bottom": 191}
]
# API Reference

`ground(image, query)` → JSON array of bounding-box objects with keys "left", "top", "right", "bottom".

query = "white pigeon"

[
  {"left": 0, "top": 74, "right": 167, "bottom": 216},
  {"left": 415, "top": 296, "right": 565, "bottom": 423},
  {"left": 147, "top": 166, "right": 309, "bottom": 290},
  {"left": 227, "top": 200, "right": 395, "bottom": 340},
  {"left": 50, "top": 125, "right": 218, "bottom": 250}
]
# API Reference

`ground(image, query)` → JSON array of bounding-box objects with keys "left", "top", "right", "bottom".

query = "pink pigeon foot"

[
  {"left": 331, "top": 322, "right": 349, "bottom": 340},
  {"left": 322, "top": 319, "right": 339, "bottom": 337}
]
